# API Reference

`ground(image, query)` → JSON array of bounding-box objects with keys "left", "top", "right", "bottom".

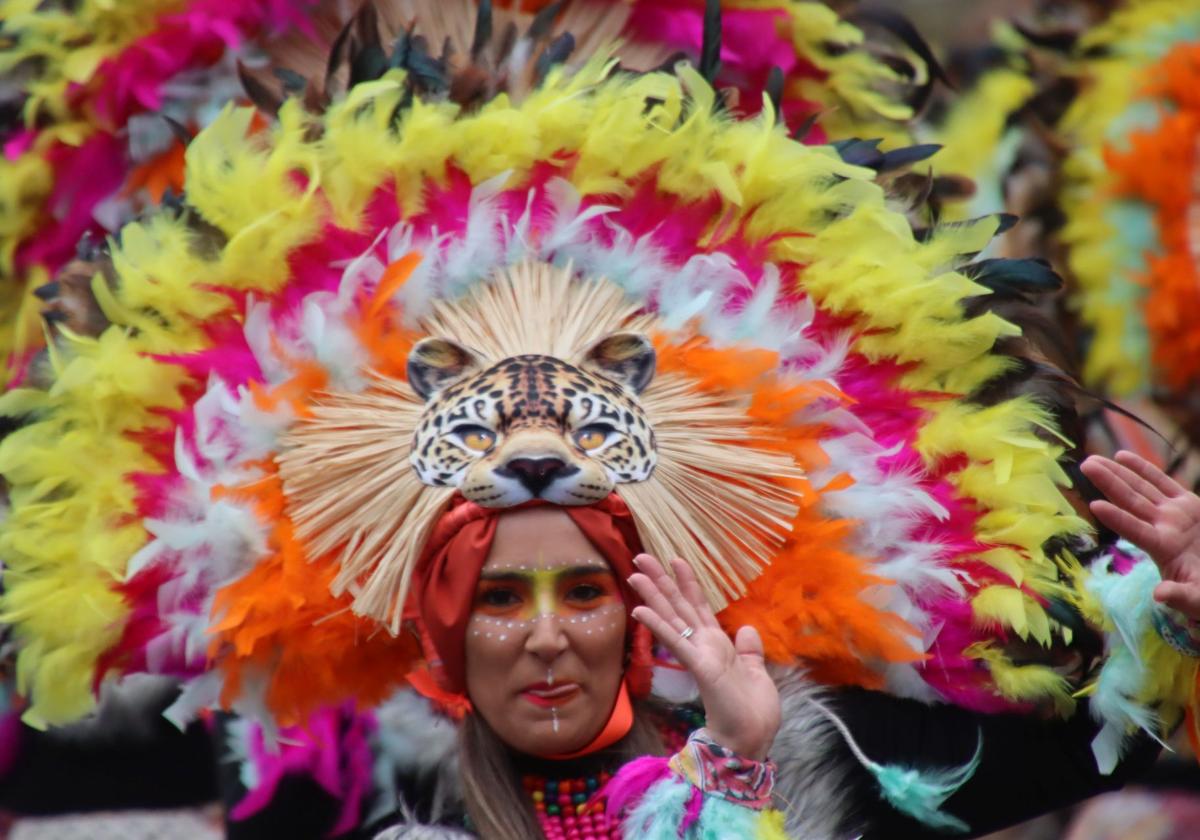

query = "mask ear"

[
  {"left": 407, "top": 338, "right": 486, "bottom": 401},
  {"left": 580, "top": 332, "right": 656, "bottom": 394}
]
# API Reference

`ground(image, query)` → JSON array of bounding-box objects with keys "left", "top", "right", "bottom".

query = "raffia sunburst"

[{"left": 278, "top": 261, "right": 806, "bottom": 631}]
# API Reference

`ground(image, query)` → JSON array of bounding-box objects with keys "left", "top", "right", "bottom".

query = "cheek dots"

[
  {"left": 471, "top": 615, "right": 534, "bottom": 640},
  {"left": 468, "top": 603, "right": 624, "bottom": 639},
  {"left": 562, "top": 603, "right": 624, "bottom": 637}
]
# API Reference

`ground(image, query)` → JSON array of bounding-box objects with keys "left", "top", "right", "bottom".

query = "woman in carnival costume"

[{"left": 2, "top": 1, "right": 1200, "bottom": 837}]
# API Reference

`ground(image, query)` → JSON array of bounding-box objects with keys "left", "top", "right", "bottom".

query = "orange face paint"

[{"left": 472, "top": 561, "right": 624, "bottom": 625}]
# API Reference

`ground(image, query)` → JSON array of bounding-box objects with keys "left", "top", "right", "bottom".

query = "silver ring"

[{"left": 679, "top": 626, "right": 695, "bottom": 640}]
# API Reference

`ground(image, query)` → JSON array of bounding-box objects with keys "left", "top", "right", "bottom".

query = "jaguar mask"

[{"left": 406, "top": 332, "right": 658, "bottom": 507}]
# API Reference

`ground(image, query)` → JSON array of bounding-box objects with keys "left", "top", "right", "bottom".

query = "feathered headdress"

[{"left": 2, "top": 5, "right": 1195, "bottom": 797}]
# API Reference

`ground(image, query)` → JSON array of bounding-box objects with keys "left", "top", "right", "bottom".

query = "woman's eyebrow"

[
  {"left": 559, "top": 564, "right": 613, "bottom": 578},
  {"left": 478, "top": 564, "right": 612, "bottom": 581}
]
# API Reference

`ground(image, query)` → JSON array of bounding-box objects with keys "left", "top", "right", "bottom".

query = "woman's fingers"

[
  {"left": 1155, "top": 581, "right": 1200, "bottom": 620},
  {"left": 670, "top": 558, "right": 722, "bottom": 630},
  {"left": 631, "top": 605, "right": 698, "bottom": 669},
  {"left": 1114, "top": 450, "right": 1185, "bottom": 499},
  {"left": 628, "top": 566, "right": 688, "bottom": 634},
  {"left": 1081, "top": 457, "right": 1161, "bottom": 520},
  {"left": 734, "top": 625, "right": 765, "bottom": 665},
  {"left": 632, "top": 555, "right": 705, "bottom": 631},
  {"left": 1089, "top": 499, "right": 1160, "bottom": 554}
]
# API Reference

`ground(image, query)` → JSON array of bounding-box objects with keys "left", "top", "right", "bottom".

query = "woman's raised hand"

[
  {"left": 1081, "top": 450, "right": 1200, "bottom": 619},
  {"left": 627, "top": 554, "right": 781, "bottom": 761}
]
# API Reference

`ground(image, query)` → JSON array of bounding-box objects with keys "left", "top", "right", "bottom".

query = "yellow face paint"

[{"left": 473, "top": 562, "right": 622, "bottom": 625}]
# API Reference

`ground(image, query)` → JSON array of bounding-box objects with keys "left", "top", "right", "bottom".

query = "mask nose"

[{"left": 498, "top": 457, "right": 579, "bottom": 495}]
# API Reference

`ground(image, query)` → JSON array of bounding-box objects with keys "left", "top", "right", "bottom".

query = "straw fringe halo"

[{"left": 279, "top": 261, "right": 806, "bottom": 629}]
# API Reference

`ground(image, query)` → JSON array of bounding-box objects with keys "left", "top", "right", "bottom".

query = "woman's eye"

[
  {"left": 480, "top": 588, "right": 520, "bottom": 608},
  {"left": 574, "top": 424, "right": 613, "bottom": 451},
  {"left": 566, "top": 583, "right": 605, "bottom": 602},
  {"left": 453, "top": 425, "right": 496, "bottom": 451}
]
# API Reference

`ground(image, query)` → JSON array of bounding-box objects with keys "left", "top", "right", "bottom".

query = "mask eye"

[
  {"left": 574, "top": 424, "right": 614, "bottom": 451},
  {"left": 453, "top": 424, "right": 496, "bottom": 452}
]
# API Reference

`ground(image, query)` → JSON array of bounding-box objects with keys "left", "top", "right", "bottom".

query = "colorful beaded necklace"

[
  {"left": 524, "top": 770, "right": 616, "bottom": 840},
  {"left": 518, "top": 707, "right": 704, "bottom": 839}
]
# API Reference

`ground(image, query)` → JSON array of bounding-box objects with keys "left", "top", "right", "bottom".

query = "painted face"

[{"left": 463, "top": 507, "right": 627, "bottom": 756}]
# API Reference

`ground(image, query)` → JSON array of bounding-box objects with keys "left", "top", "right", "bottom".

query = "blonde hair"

[{"left": 459, "top": 702, "right": 666, "bottom": 840}]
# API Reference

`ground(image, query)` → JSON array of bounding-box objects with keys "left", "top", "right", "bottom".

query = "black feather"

[
  {"left": 389, "top": 30, "right": 411, "bottom": 70},
  {"left": 877, "top": 143, "right": 941, "bottom": 172},
  {"left": 272, "top": 67, "right": 307, "bottom": 95},
  {"left": 471, "top": 0, "right": 493, "bottom": 62},
  {"left": 161, "top": 115, "right": 192, "bottom": 145},
  {"left": 699, "top": 0, "right": 722, "bottom": 84},
  {"left": 325, "top": 17, "right": 355, "bottom": 93},
  {"left": 75, "top": 231, "right": 102, "bottom": 261},
  {"left": 237, "top": 61, "right": 282, "bottom": 115},
  {"left": 846, "top": 6, "right": 951, "bottom": 115},
  {"left": 833, "top": 138, "right": 883, "bottom": 168},
  {"left": 0, "top": 413, "right": 28, "bottom": 440},
  {"left": 353, "top": 2, "right": 382, "bottom": 55},
  {"left": 963, "top": 258, "right": 1063, "bottom": 295},
  {"left": 534, "top": 33, "right": 575, "bottom": 85},
  {"left": 791, "top": 111, "right": 819, "bottom": 142},
  {"left": 160, "top": 188, "right": 186, "bottom": 214},
  {"left": 765, "top": 66, "right": 784, "bottom": 122},
  {"left": 406, "top": 35, "right": 449, "bottom": 93},
  {"left": 1011, "top": 21, "right": 1079, "bottom": 52},
  {"left": 33, "top": 282, "right": 59, "bottom": 302},
  {"left": 528, "top": 1, "right": 563, "bottom": 41},
  {"left": 350, "top": 44, "right": 389, "bottom": 86},
  {"left": 847, "top": 7, "right": 950, "bottom": 86}
]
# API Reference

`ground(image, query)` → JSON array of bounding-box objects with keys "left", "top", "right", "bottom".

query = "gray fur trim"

[
  {"left": 54, "top": 674, "right": 181, "bottom": 745},
  {"left": 370, "top": 689, "right": 463, "bottom": 824},
  {"left": 770, "top": 667, "right": 859, "bottom": 840},
  {"left": 372, "top": 790, "right": 473, "bottom": 840},
  {"left": 372, "top": 825, "right": 475, "bottom": 840}
]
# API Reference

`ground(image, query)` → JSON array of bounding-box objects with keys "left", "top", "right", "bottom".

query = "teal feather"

[
  {"left": 621, "top": 775, "right": 762, "bottom": 839},
  {"left": 1086, "top": 549, "right": 1170, "bottom": 773},
  {"left": 805, "top": 696, "right": 981, "bottom": 834},
  {"left": 867, "top": 739, "right": 982, "bottom": 833}
]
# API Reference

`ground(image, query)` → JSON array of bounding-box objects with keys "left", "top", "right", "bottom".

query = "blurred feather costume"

[
  {"left": 926, "top": 0, "right": 1200, "bottom": 457},
  {"left": 1057, "top": 1, "right": 1200, "bottom": 447},
  {"left": 1, "top": 0, "right": 1198, "bottom": 836}
]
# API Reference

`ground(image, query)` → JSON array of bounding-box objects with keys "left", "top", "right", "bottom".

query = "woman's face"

[{"left": 464, "top": 507, "right": 627, "bottom": 756}]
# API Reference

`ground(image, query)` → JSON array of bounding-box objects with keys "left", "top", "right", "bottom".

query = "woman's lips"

[{"left": 520, "top": 683, "right": 581, "bottom": 708}]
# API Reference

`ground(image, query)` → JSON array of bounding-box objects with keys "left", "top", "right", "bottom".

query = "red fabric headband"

[{"left": 409, "top": 494, "right": 645, "bottom": 695}]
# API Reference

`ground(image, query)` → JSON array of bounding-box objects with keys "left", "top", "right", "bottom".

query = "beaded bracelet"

[{"left": 1152, "top": 603, "right": 1200, "bottom": 658}]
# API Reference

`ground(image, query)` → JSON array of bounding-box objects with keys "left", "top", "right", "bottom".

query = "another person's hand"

[
  {"left": 1081, "top": 450, "right": 1200, "bottom": 619},
  {"left": 627, "top": 555, "right": 781, "bottom": 761}
]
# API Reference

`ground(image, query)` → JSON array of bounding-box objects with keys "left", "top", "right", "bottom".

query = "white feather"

[
  {"left": 539, "top": 178, "right": 617, "bottom": 255},
  {"left": 163, "top": 670, "right": 224, "bottom": 729},
  {"left": 442, "top": 171, "right": 511, "bottom": 296}
]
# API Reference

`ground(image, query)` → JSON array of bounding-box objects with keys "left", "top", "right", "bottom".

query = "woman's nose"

[{"left": 524, "top": 613, "right": 568, "bottom": 661}]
